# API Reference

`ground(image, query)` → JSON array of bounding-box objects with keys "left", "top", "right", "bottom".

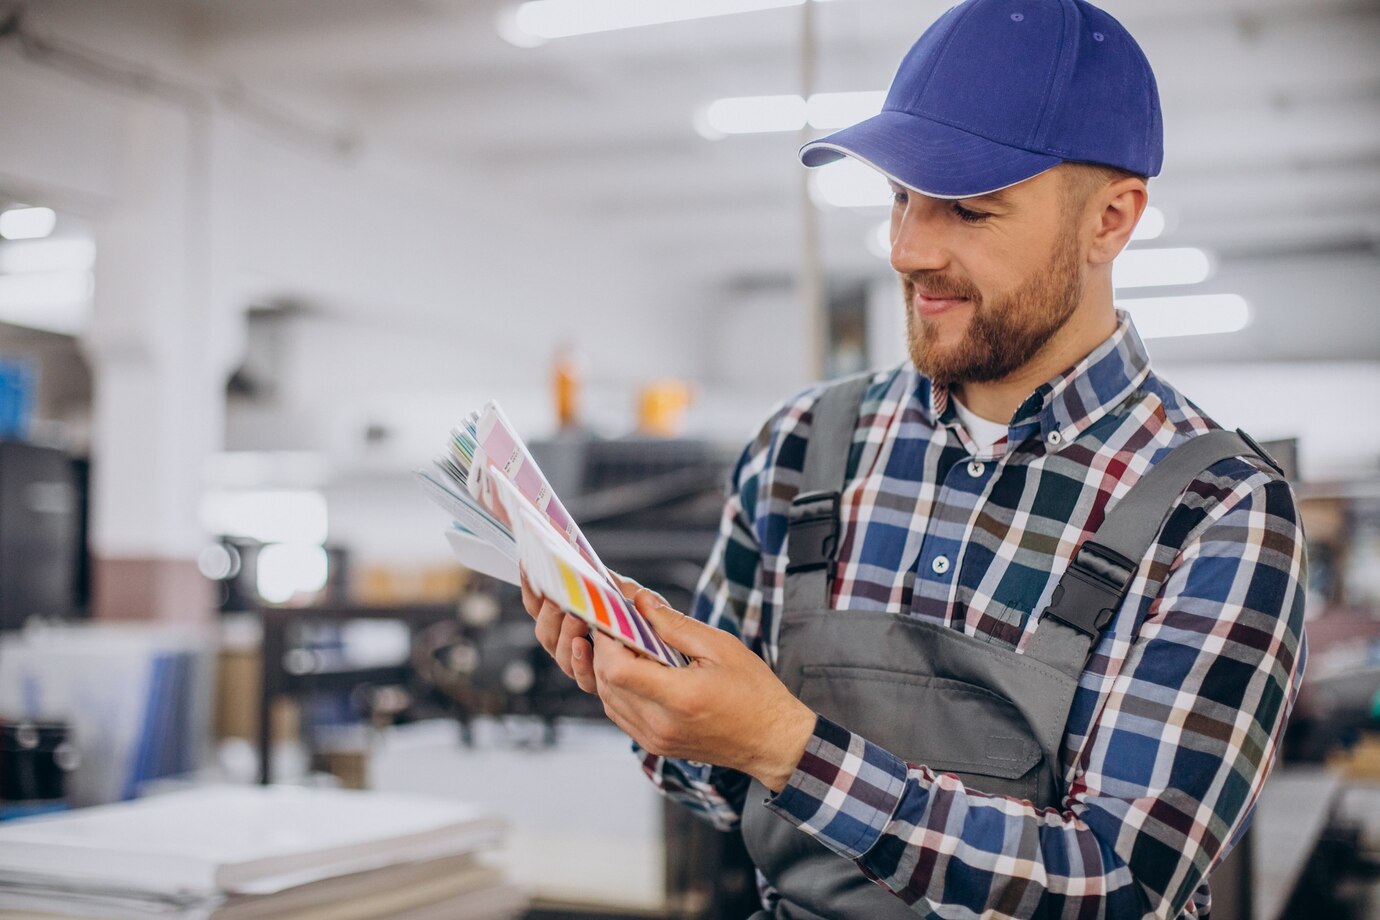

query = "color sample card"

[
  {"left": 417, "top": 400, "right": 685, "bottom": 667},
  {"left": 470, "top": 460, "right": 686, "bottom": 668},
  {"left": 471, "top": 402, "right": 605, "bottom": 575}
]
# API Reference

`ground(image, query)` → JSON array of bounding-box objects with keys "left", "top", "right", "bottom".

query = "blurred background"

[{"left": 0, "top": 0, "right": 1377, "bottom": 918}]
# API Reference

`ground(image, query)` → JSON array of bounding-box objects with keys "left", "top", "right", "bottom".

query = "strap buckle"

[
  {"left": 1040, "top": 541, "right": 1137, "bottom": 638},
  {"left": 785, "top": 490, "right": 839, "bottom": 574},
  {"left": 1235, "top": 427, "right": 1286, "bottom": 478}
]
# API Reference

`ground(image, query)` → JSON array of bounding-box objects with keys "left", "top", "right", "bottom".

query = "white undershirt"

[{"left": 950, "top": 394, "right": 1009, "bottom": 452}]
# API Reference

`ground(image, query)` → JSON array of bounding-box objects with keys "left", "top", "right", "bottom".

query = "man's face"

[{"left": 892, "top": 166, "right": 1088, "bottom": 385}]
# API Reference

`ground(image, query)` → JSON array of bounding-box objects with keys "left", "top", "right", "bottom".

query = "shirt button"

[
  {"left": 967, "top": 460, "right": 986, "bottom": 478},
  {"left": 1047, "top": 430, "right": 1063, "bottom": 446},
  {"left": 931, "top": 555, "right": 951, "bottom": 575}
]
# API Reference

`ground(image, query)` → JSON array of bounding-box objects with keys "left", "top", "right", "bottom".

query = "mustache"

[{"left": 904, "top": 271, "right": 980, "bottom": 302}]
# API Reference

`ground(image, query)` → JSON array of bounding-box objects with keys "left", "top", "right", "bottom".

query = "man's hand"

[
  {"left": 519, "top": 566, "right": 599, "bottom": 694},
  {"left": 598, "top": 577, "right": 816, "bottom": 794},
  {"left": 518, "top": 569, "right": 816, "bottom": 793}
]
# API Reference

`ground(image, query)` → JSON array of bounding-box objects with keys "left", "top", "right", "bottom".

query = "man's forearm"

[{"left": 767, "top": 716, "right": 1157, "bottom": 918}]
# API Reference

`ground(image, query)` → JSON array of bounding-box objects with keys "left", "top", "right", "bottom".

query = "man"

[{"left": 521, "top": 0, "right": 1306, "bottom": 916}]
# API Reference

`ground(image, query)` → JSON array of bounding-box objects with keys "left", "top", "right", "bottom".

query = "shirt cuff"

[{"left": 763, "top": 714, "right": 910, "bottom": 860}]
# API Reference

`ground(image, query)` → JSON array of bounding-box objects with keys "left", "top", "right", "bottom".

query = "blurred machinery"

[
  {"left": 202, "top": 537, "right": 351, "bottom": 614},
  {"left": 0, "top": 719, "right": 77, "bottom": 820},
  {"left": 0, "top": 440, "right": 86, "bottom": 630}
]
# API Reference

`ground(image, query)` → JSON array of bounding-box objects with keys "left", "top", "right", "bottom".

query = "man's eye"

[
  {"left": 952, "top": 203, "right": 990, "bottom": 224},
  {"left": 891, "top": 189, "right": 908, "bottom": 206}
]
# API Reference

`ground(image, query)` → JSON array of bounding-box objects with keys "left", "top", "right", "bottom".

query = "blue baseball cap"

[{"left": 800, "top": 0, "right": 1162, "bottom": 198}]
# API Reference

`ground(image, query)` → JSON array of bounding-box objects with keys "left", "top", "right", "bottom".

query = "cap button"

[
  {"left": 1093, "top": 31, "right": 1105, "bottom": 41},
  {"left": 1010, "top": 12, "right": 1024, "bottom": 21}
]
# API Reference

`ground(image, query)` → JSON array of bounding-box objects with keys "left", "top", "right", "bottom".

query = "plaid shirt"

[{"left": 638, "top": 312, "right": 1307, "bottom": 918}]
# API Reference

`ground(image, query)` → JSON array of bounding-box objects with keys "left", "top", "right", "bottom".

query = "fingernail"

[{"left": 572, "top": 642, "right": 585, "bottom": 661}]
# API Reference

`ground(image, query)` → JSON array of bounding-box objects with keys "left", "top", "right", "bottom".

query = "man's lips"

[{"left": 913, "top": 290, "right": 971, "bottom": 317}]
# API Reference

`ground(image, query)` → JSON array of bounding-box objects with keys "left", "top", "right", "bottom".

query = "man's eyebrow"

[{"left": 962, "top": 189, "right": 1013, "bottom": 207}]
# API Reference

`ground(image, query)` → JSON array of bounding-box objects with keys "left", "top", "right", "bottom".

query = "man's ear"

[{"left": 1088, "top": 178, "right": 1148, "bottom": 266}]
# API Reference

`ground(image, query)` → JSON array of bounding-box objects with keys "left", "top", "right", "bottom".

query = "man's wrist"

[{"left": 752, "top": 702, "right": 818, "bottom": 794}]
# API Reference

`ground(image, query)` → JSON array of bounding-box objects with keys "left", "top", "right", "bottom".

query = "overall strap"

[
  {"left": 782, "top": 373, "right": 873, "bottom": 612},
  {"left": 1022, "top": 428, "right": 1284, "bottom": 679}
]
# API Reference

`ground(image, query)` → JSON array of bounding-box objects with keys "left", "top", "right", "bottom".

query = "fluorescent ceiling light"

[
  {"left": 807, "top": 91, "right": 887, "bottom": 129},
  {"left": 702, "top": 95, "right": 806, "bottom": 136},
  {"left": 1130, "top": 205, "right": 1165, "bottom": 242},
  {"left": 699, "top": 90, "right": 885, "bottom": 137},
  {"left": 0, "top": 270, "right": 93, "bottom": 335},
  {"left": 0, "top": 238, "right": 96, "bottom": 274},
  {"left": 505, "top": 0, "right": 838, "bottom": 42},
  {"left": 0, "top": 270, "right": 94, "bottom": 304},
  {"left": 810, "top": 157, "right": 891, "bottom": 209},
  {"left": 495, "top": 7, "right": 548, "bottom": 46},
  {"left": 0, "top": 207, "right": 57, "bottom": 241},
  {"left": 1118, "top": 293, "right": 1250, "bottom": 339},
  {"left": 1113, "top": 246, "right": 1211, "bottom": 289},
  {"left": 0, "top": 301, "right": 89, "bottom": 336}
]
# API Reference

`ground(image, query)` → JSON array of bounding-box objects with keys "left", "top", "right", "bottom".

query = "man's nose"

[{"left": 889, "top": 208, "right": 950, "bottom": 276}]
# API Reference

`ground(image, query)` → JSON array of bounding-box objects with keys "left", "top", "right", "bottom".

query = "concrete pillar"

[{"left": 81, "top": 101, "right": 241, "bottom": 623}]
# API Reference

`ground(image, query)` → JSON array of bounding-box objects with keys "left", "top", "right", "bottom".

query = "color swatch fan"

[{"left": 417, "top": 402, "right": 686, "bottom": 668}]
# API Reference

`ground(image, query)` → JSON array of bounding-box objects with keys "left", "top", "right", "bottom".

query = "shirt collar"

[{"left": 912, "top": 310, "right": 1153, "bottom": 449}]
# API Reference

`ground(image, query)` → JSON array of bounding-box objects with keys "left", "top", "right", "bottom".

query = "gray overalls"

[{"left": 739, "top": 374, "right": 1280, "bottom": 919}]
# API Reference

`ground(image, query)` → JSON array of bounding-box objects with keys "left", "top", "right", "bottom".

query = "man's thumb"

[{"left": 630, "top": 589, "right": 717, "bottom": 658}]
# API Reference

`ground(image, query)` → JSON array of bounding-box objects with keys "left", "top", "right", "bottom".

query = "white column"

[{"left": 81, "top": 100, "right": 241, "bottom": 623}]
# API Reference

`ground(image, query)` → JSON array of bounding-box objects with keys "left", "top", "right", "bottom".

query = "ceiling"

[
  {"left": 17, "top": 0, "right": 1380, "bottom": 360},
  {"left": 182, "top": 0, "right": 1380, "bottom": 262}
]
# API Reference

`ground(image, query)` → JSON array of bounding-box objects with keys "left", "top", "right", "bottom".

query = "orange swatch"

[{"left": 583, "top": 574, "right": 614, "bottom": 629}]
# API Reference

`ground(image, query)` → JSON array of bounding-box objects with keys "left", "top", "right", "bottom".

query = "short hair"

[{"left": 1060, "top": 162, "right": 1147, "bottom": 214}]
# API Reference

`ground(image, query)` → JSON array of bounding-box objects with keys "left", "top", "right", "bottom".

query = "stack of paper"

[
  {"left": 0, "top": 785, "right": 525, "bottom": 919},
  {"left": 417, "top": 401, "right": 685, "bottom": 668}
]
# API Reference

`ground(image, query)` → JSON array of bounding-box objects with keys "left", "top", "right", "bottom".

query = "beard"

[{"left": 904, "top": 221, "right": 1084, "bottom": 386}]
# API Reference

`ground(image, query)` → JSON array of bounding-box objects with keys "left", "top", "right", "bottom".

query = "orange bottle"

[{"left": 552, "top": 343, "right": 580, "bottom": 430}]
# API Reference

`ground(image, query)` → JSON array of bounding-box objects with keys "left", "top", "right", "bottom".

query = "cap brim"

[{"left": 800, "top": 110, "right": 1061, "bottom": 199}]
